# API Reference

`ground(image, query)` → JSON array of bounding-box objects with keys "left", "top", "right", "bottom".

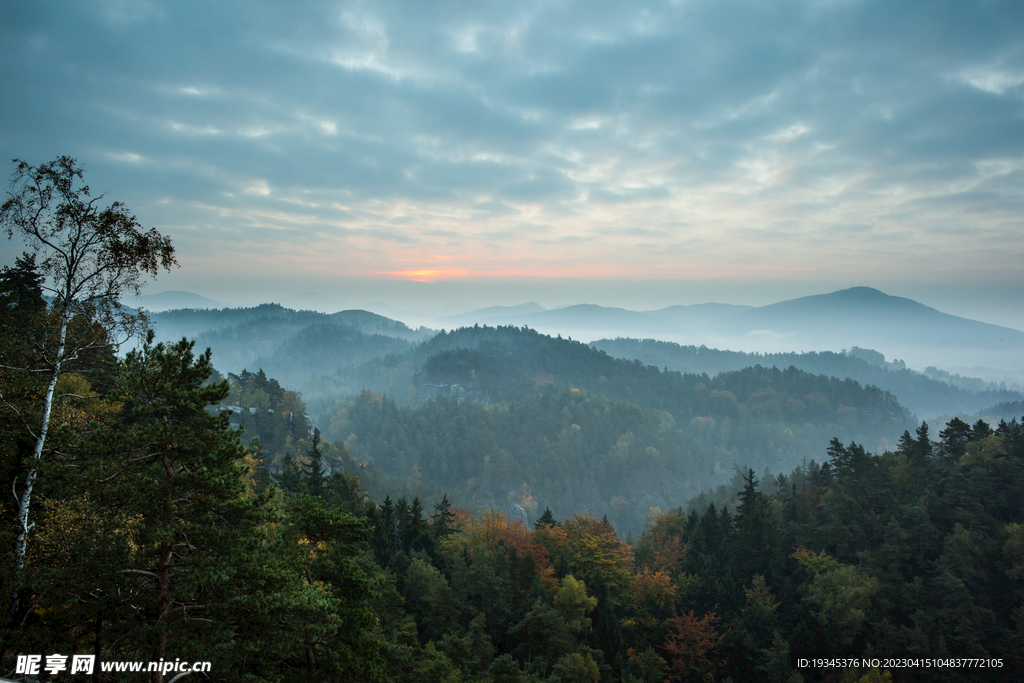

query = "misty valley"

[{"left": 142, "top": 291, "right": 1024, "bottom": 545}]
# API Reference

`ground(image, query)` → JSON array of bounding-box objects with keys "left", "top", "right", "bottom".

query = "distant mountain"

[
  {"left": 711, "top": 287, "right": 1023, "bottom": 346},
  {"left": 424, "top": 288, "right": 1024, "bottom": 381},
  {"left": 279, "top": 291, "right": 344, "bottom": 313},
  {"left": 648, "top": 302, "right": 755, "bottom": 324},
  {"left": 150, "top": 305, "right": 426, "bottom": 340},
  {"left": 142, "top": 287, "right": 1024, "bottom": 399},
  {"left": 127, "top": 290, "right": 224, "bottom": 311},
  {"left": 706, "top": 287, "right": 1024, "bottom": 379},
  {"left": 434, "top": 302, "right": 547, "bottom": 327},
  {"left": 434, "top": 302, "right": 717, "bottom": 345}
]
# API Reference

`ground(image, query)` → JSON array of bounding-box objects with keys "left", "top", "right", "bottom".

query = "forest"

[{"left": 2, "top": 159, "right": 1022, "bottom": 682}]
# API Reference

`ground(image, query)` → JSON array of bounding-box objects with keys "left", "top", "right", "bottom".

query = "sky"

[{"left": 1, "top": 0, "right": 1023, "bottom": 329}]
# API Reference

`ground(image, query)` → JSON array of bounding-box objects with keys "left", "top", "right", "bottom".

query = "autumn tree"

[
  {"left": 662, "top": 610, "right": 725, "bottom": 683},
  {"left": 556, "top": 515, "right": 634, "bottom": 604}
]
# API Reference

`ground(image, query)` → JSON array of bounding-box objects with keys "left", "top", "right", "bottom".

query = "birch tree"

[{"left": 1, "top": 156, "right": 175, "bottom": 616}]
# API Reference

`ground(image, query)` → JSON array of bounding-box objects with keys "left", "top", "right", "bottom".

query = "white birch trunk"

[{"left": 8, "top": 311, "right": 68, "bottom": 618}]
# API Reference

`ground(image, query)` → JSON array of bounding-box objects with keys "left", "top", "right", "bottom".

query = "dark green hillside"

[
  {"left": 319, "top": 326, "right": 911, "bottom": 535},
  {"left": 328, "top": 325, "right": 907, "bottom": 427},
  {"left": 193, "top": 313, "right": 326, "bottom": 373},
  {"left": 982, "top": 399, "right": 1024, "bottom": 422},
  {"left": 593, "top": 337, "right": 1022, "bottom": 418},
  {"left": 420, "top": 338, "right": 908, "bottom": 430},
  {"left": 151, "top": 302, "right": 324, "bottom": 337},
  {"left": 251, "top": 323, "right": 414, "bottom": 392}
]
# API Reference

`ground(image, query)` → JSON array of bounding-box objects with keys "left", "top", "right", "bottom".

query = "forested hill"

[
  {"left": 318, "top": 325, "right": 908, "bottom": 421},
  {"left": 318, "top": 326, "right": 912, "bottom": 533},
  {"left": 148, "top": 304, "right": 431, "bottom": 374},
  {"left": 150, "top": 303, "right": 425, "bottom": 338},
  {"left": 418, "top": 328, "right": 908, "bottom": 426},
  {"left": 593, "top": 338, "right": 1023, "bottom": 419},
  {"left": 250, "top": 323, "right": 415, "bottom": 392}
]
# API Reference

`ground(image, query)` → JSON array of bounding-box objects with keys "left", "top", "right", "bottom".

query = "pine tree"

[
  {"left": 0, "top": 253, "right": 45, "bottom": 355},
  {"left": 432, "top": 493, "right": 460, "bottom": 538},
  {"left": 306, "top": 427, "right": 325, "bottom": 497},
  {"left": 939, "top": 417, "right": 972, "bottom": 459},
  {"left": 279, "top": 452, "right": 302, "bottom": 493},
  {"left": 79, "top": 333, "right": 269, "bottom": 682},
  {"left": 535, "top": 506, "right": 558, "bottom": 529}
]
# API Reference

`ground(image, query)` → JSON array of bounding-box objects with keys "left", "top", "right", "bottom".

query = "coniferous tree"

[
  {"left": 279, "top": 452, "right": 302, "bottom": 493},
  {"left": 432, "top": 493, "right": 460, "bottom": 539},
  {"left": 79, "top": 334, "right": 269, "bottom": 681},
  {"left": 535, "top": 507, "right": 558, "bottom": 529},
  {"left": 939, "top": 417, "right": 972, "bottom": 459},
  {"left": 0, "top": 253, "right": 45, "bottom": 356},
  {"left": 306, "top": 427, "right": 325, "bottom": 497}
]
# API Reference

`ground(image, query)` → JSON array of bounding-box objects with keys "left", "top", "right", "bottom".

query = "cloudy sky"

[{"left": 2, "top": 0, "right": 1023, "bottom": 326}]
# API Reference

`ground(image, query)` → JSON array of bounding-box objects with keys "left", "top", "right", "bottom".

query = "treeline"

[
  {"left": 982, "top": 400, "right": 1024, "bottom": 423},
  {"left": 592, "top": 338, "right": 1023, "bottom": 419}
]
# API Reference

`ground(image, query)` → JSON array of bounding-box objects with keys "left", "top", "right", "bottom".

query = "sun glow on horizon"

[
  {"left": 378, "top": 268, "right": 474, "bottom": 282},
  {"left": 370, "top": 261, "right": 819, "bottom": 283}
]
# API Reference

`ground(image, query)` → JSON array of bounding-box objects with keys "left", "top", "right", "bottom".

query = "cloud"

[
  {"left": 1, "top": 0, "right": 1022, "bottom": 299},
  {"left": 960, "top": 70, "right": 1024, "bottom": 94}
]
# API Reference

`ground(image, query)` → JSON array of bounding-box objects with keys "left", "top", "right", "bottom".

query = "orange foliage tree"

[{"left": 662, "top": 610, "right": 725, "bottom": 683}]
